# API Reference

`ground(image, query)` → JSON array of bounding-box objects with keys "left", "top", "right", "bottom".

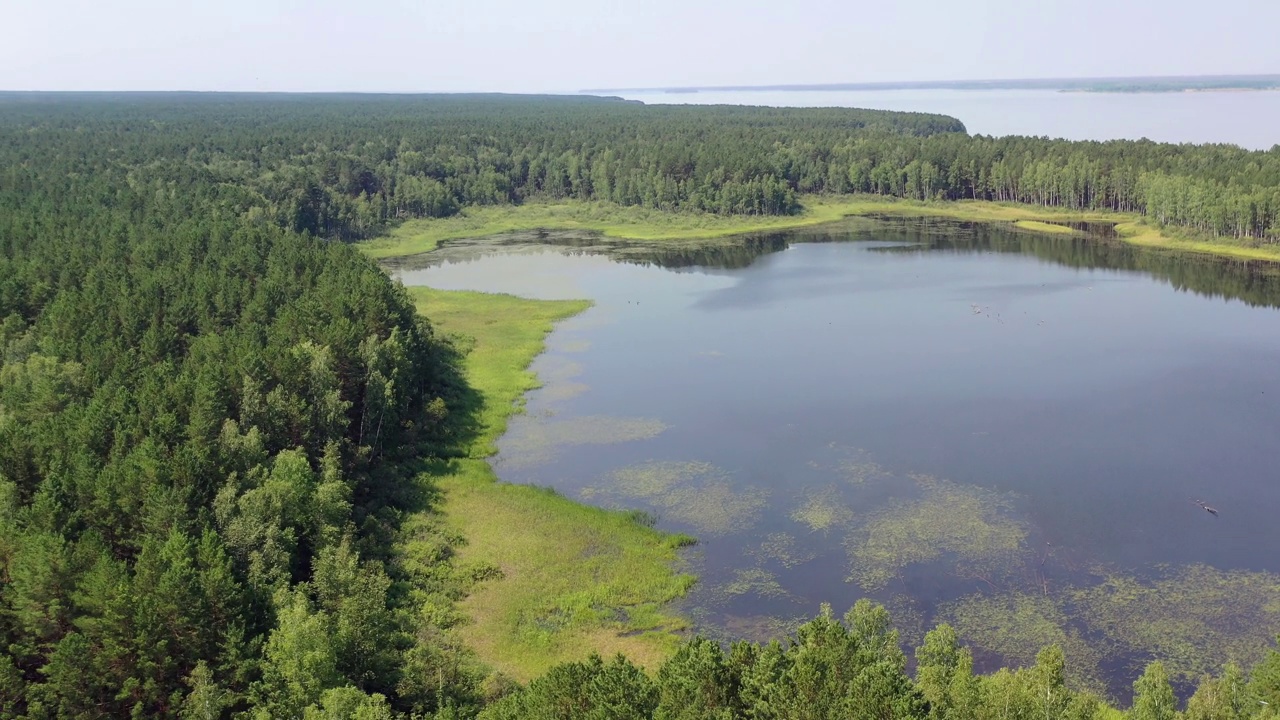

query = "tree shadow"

[{"left": 355, "top": 328, "right": 487, "bottom": 562}]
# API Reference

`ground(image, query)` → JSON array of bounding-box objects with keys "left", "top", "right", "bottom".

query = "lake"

[
  {"left": 389, "top": 218, "right": 1280, "bottom": 698},
  {"left": 613, "top": 89, "right": 1280, "bottom": 150}
]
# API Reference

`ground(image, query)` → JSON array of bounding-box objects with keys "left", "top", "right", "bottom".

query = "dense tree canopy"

[
  {"left": 0, "top": 93, "right": 963, "bottom": 243},
  {"left": 3, "top": 92, "right": 1277, "bottom": 245},
  {"left": 0, "top": 94, "right": 476, "bottom": 716}
]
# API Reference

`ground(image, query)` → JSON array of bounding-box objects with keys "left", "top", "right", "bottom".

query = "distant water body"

[{"left": 614, "top": 89, "right": 1280, "bottom": 150}]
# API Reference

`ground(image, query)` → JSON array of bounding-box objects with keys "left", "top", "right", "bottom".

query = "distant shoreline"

[
  {"left": 584, "top": 74, "right": 1280, "bottom": 96},
  {"left": 1059, "top": 87, "right": 1280, "bottom": 94}
]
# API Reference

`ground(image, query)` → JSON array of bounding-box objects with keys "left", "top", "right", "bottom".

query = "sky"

[{"left": 2, "top": 0, "right": 1277, "bottom": 93}]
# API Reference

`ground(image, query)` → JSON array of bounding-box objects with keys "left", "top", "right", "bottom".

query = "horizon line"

[
  {"left": 580, "top": 73, "right": 1280, "bottom": 95},
  {"left": 0, "top": 73, "right": 1276, "bottom": 96}
]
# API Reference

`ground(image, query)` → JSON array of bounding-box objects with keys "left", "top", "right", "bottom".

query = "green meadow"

[{"left": 401, "top": 287, "right": 695, "bottom": 681}]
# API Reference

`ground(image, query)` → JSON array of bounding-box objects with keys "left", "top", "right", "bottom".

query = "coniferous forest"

[
  {"left": 4, "top": 93, "right": 1277, "bottom": 243},
  {"left": 4, "top": 93, "right": 1280, "bottom": 718}
]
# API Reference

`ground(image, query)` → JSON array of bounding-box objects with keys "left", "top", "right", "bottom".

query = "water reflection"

[
  {"left": 387, "top": 217, "right": 1280, "bottom": 309},
  {"left": 382, "top": 228, "right": 792, "bottom": 273}
]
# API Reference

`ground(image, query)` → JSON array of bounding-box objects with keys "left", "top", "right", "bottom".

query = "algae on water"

[
  {"left": 531, "top": 356, "right": 590, "bottom": 402},
  {"left": 571, "top": 442, "right": 1280, "bottom": 689},
  {"left": 661, "top": 481, "right": 769, "bottom": 536},
  {"left": 790, "top": 485, "right": 855, "bottom": 533},
  {"left": 845, "top": 474, "right": 1027, "bottom": 590},
  {"left": 722, "top": 567, "right": 791, "bottom": 600},
  {"left": 942, "top": 592, "right": 1107, "bottom": 693},
  {"left": 811, "top": 443, "right": 891, "bottom": 485},
  {"left": 585, "top": 460, "right": 768, "bottom": 536},
  {"left": 499, "top": 415, "right": 668, "bottom": 468},
  {"left": 1070, "top": 564, "right": 1280, "bottom": 682},
  {"left": 609, "top": 460, "right": 726, "bottom": 497},
  {"left": 837, "top": 452, "right": 889, "bottom": 485},
  {"left": 940, "top": 564, "right": 1280, "bottom": 690},
  {"left": 750, "top": 532, "right": 819, "bottom": 569},
  {"left": 539, "top": 357, "right": 585, "bottom": 382},
  {"left": 885, "top": 593, "right": 928, "bottom": 651},
  {"left": 538, "top": 381, "right": 590, "bottom": 403},
  {"left": 717, "top": 614, "right": 809, "bottom": 644}
]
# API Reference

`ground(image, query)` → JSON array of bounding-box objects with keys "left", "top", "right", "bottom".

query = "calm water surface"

[
  {"left": 616, "top": 89, "right": 1280, "bottom": 150},
  {"left": 391, "top": 220, "right": 1280, "bottom": 696}
]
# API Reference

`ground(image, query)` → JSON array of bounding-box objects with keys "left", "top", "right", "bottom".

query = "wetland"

[{"left": 391, "top": 217, "right": 1280, "bottom": 698}]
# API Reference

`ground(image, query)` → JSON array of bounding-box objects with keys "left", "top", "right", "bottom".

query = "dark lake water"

[
  {"left": 615, "top": 89, "right": 1280, "bottom": 150},
  {"left": 390, "top": 219, "right": 1280, "bottom": 698}
]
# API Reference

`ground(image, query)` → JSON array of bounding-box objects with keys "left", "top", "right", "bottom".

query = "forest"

[
  {"left": 3, "top": 92, "right": 1278, "bottom": 245},
  {"left": 3, "top": 93, "right": 1280, "bottom": 718}
]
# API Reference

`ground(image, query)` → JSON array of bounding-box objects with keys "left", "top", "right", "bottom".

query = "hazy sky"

[{"left": 3, "top": 0, "right": 1276, "bottom": 93}]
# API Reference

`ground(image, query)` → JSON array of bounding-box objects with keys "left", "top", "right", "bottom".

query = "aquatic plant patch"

[{"left": 845, "top": 474, "right": 1028, "bottom": 590}]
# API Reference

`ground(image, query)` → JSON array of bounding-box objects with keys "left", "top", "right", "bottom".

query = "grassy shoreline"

[
  {"left": 359, "top": 195, "right": 1280, "bottom": 264},
  {"left": 403, "top": 287, "right": 694, "bottom": 681}
]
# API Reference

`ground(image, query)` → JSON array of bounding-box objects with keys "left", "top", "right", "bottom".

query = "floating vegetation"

[
  {"left": 500, "top": 415, "right": 668, "bottom": 468},
  {"left": 941, "top": 566, "right": 1280, "bottom": 693},
  {"left": 845, "top": 475, "right": 1027, "bottom": 590},
  {"left": 942, "top": 592, "right": 1106, "bottom": 692},
  {"left": 885, "top": 594, "right": 927, "bottom": 651},
  {"left": 749, "top": 532, "right": 818, "bottom": 569},
  {"left": 585, "top": 460, "right": 768, "bottom": 536},
  {"left": 790, "top": 485, "right": 855, "bottom": 533},
  {"left": 610, "top": 461, "right": 726, "bottom": 497},
  {"left": 717, "top": 613, "right": 809, "bottom": 644},
  {"left": 811, "top": 444, "right": 890, "bottom": 485},
  {"left": 661, "top": 482, "right": 769, "bottom": 536},
  {"left": 1070, "top": 564, "right": 1280, "bottom": 682},
  {"left": 538, "top": 357, "right": 584, "bottom": 383},
  {"left": 837, "top": 452, "right": 889, "bottom": 486},
  {"left": 722, "top": 568, "right": 790, "bottom": 600},
  {"left": 538, "top": 381, "right": 590, "bottom": 403}
]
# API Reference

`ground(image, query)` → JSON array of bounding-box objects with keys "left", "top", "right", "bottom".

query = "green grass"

[
  {"left": 856, "top": 197, "right": 1118, "bottom": 225},
  {"left": 407, "top": 287, "right": 591, "bottom": 458},
  {"left": 360, "top": 197, "right": 882, "bottom": 258},
  {"left": 1014, "top": 219, "right": 1077, "bottom": 235},
  {"left": 362, "top": 195, "right": 1280, "bottom": 265},
  {"left": 1114, "top": 221, "right": 1280, "bottom": 262},
  {"left": 403, "top": 287, "right": 695, "bottom": 681},
  {"left": 362, "top": 195, "right": 1123, "bottom": 260}
]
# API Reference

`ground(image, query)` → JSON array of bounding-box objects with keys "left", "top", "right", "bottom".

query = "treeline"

[
  {"left": 0, "top": 93, "right": 963, "bottom": 242},
  {"left": 3, "top": 93, "right": 1279, "bottom": 245},
  {"left": 485, "top": 603, "right": 1280, "bottom": 720}
]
